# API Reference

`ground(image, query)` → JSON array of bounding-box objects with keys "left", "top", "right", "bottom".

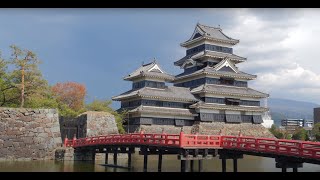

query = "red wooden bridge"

[{"left": 63, "top": 131, "right": 320, "bottom": 172}]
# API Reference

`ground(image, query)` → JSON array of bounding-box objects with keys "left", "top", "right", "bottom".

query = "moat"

[{"left": 0, "top": 154, "right": 318, "bottom": 172}]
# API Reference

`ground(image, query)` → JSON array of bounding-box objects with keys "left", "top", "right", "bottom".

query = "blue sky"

[{"left": 1, "top": 9, "right": 320, "bottom": 108}]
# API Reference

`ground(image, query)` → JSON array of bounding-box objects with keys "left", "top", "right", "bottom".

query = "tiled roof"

[
  {"left": 124, "top": 61, "right": 174, "bottom": 81},
  {"left": 190, "top": 101, "right": 268, "bottom": 112},
  {"left": 174, "top": 50, "right": 246, "bottom": 67},
  {"left": 129, "top": 105, "right": 197, "bottom": 116},
  {"left": 112, "top": 86, "right": 199, "bottom": 102},
  {"left": 191, "top": 84, "right": 269, "bottom": 98},
  {"left": 197, "top": 24, "right": 238, "bottom": 42},
  {"left": 181, "top": 23, "right": 239, "bottom": 46},
  {"left": 175, "top": 66, "right": 257, "bottom": 80}
]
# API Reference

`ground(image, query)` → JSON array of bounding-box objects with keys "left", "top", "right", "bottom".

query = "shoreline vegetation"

[{"left": 269, "top": 124, "right": 320, "bottom": 141}]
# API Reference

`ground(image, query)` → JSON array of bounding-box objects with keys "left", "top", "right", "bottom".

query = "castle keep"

[{"left": 113, "top": 23, "right": 272, "bottom": 137}]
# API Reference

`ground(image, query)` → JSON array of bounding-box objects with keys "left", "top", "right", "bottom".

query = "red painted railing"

[{"left": 63, "top": 132, "right": 320, "bottom": 159}]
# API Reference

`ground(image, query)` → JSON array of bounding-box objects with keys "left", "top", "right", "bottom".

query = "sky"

[{"left": 1, "top": 8, "right": 320, "bottom": 108}]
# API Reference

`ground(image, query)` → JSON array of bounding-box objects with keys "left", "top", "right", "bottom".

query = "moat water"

[{"left": 0, "top": 153, "right": 319, "bottom": 172}]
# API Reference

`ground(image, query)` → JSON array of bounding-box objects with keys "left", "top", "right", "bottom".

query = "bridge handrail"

[{"left": 63, "top": 133, "right": 320, "bottom": 159}]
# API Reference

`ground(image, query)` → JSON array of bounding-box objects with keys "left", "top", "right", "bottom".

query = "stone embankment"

[
  {"left": 0, "top": 108, "right": 61, "bottom": 160},
  {"left": 132, "top": 122, "right": 274, "bottom": 138}
]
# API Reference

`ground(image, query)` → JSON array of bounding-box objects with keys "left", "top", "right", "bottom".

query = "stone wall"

[
  {"left": 60, "top": 111, "right": 118, "bottom": 141},
  {"left": 128, "top": 125, "right": 193, "bottom": 134},
  {"left": 80, "top": 111, "right": 118, "bottom": 137},
  {"left": 127, "top": 122, "right": 274, "bottom": 138},
  {"left": 197, "top": 122, "right": 275, "bottom": 138},
  {"left": 0, "top": 108, "right": 61, "bottom": 160}
]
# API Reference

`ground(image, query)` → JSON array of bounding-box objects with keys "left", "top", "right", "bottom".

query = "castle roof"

[
  {"left": 174, "top": 66, "right": 256, "bottom": 81},
  {"left": 174, "top": 50, "right": 246, "bottom": 67},
  {"left": 181, "top": 23, "right": 239, "bottom": 47},
  {"left": 128, "top": 105, "right": 197, "bottom": 117},
  {"left": 190, "top": 101, "right": 268, "bottom": 112},
  {"left": 112, "top": 86, "right": 198, "bottom": 102},
  {"left": 124, "top": 60, "right": 175, "bottom": 81},
  {"left": 191, "top": 84, "right": 269, "bottom": 98}
]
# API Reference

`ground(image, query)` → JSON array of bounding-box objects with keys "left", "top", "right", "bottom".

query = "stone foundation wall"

[
  {"left": 60, "top": 111, "right": 118, "bottom": 141},
  {"left": 0, "top": 108, "right": 62, "bottom": 160},
  {"left": 126, "top": 122, "right": 274, "bottom": 138},
  {"left": 129, "top": 125, "right": 193, "bottom": 134},
  {"left": 83, "top": 111, "right": 118, "bottom": 137},
  {"left": 197, "top": 122, "right": 275, "bottom": 138}
]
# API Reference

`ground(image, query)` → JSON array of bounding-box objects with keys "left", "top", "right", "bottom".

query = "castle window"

[
  {"left": 226, "top": 98, "right": 240, "bottom": 106},
  {"left": 220, "top": 77, "right": 234, "bottom": 85}
]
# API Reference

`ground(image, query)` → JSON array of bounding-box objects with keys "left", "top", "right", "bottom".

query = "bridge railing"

[
  {"left": 221, "top": 136, "right": 320, "bottom": 159},
  {"left": 300, "top": 141, "right": 320, "bottom": 158},
  {"left": 179, "top": 132, "right": 221, "bottom": 148},
  {"left": 63, "top": 132, "right": 181, "bottom": 148},
  {"left": 63, "top": 132, "right": 320, "bottom": 159}
]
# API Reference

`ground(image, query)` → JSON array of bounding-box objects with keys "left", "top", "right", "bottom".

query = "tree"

[
  {"left": 52, "top": 82, "right": 86, "bottom": 111},
  {"left": 292, "top": 128, "right": 309, "bottom": 141},
  {"left": 9, "top": 45, "right": 45, "bottom": 108},
  {"left": 86, "top": 99, "right": 127, "bottom": 134},
  {"left": 24, "top": 85, "right": 59, "bottom": 109},
  {"left": 86, "top": 99, "right": 113, "bottom": 112},
  {"left": 312, "top": 123, "right": 320, "bottom": 141},
  {"left": 0, "top": 53, "right": 18, "bottom": 106},
  {"left": 269, "top": 124, "right": 284, "bottom": 139}
]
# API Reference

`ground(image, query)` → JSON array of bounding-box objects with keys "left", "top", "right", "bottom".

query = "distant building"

[
  {"left": 281, "top": 118, "right": 313, "bottom": 131},
  {"left": 304, "top": 120, "right": 314, "bottom": 128},
  {"left": 314, "top": 107, "right": 320, "bottom": 125}
]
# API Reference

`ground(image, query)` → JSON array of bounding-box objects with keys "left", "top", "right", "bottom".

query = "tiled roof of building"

[
  {"left": 190, "top": 84, "right": 269, "bottom": 98},
  {"left": 181, "top": 23, "right": 239, "bottom": 46},
  {"left": 124, "top": 61, "right": 175, "bottom": 81},
  {"left": 175, "top": 66, "right": 256, "bottom": 80},
  {"left": 112, "top": 86, "right": 199, "bottom": 102},
  {"left": 190, "top": 101, "right": 268, "bottom": 112},
  {"left": 174, "top": 50, "right": 246, "bottom": 67},
  {"left": 129, "top": 105, "right": 197, "bottom": 117}
]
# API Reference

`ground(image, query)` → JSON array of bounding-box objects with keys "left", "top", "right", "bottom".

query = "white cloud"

[{"left": 221, "top": 9, "right": 320, "bottom": 104}]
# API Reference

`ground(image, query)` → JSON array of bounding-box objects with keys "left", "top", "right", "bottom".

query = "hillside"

[{"left": 268, "top": 98, "right": 319, "bottom": 126}]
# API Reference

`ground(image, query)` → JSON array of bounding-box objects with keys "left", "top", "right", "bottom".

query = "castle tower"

[
  {"left": 173, "top": 23, "right": 269, "bottom": 125},
  {"left": 112, "top": 23, "right": 273, "bottom": 137},
  {"left": 112, "top": 60, "right": 198, "bottom": 133}
]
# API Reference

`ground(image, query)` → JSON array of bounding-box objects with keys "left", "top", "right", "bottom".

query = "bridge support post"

[
  {"left": 198, "top": 160, "right": 203, "bottom": 172},
  {"left": 219, "top": 150, "right": 243, "bottom": 173},
  {"left": 275, "top": 157, "right": 303, "bottom": 173},
  {"left": 158, "top": 152, "right": 163, "bottom": 172},
  {"left": 190, "top": 160, "right": 194, "bottom": 172},
  {"left": 128, "top": 152, "right": 132, "bottom": 169},
  {"left": 233, "top": 158, "right": 238, "bottom": 172},
  {"left": 143, "top": 152, "right": 148, "bottom": 172},
  {"left": 186, "top": 160, "right": 189, "bottom": 172},
  {"left": 282, "top": 167, "right": 287, "bottom": 173},
  {"left": 105, "top": 153, "right": 108, "bottom": 164},
  {"left": 221, "top": 158, "right": 226, "bottom": 172},
  {"left": 181, "top": 160, "right": 186, "bottom": 172},
  {"left": 113, "top": 151, "right": 118, "bottom": 166}
]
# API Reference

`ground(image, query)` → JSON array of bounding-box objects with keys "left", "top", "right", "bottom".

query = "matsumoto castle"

[{"left": 113, "top": 23, "right": 274, "bottom": 135}]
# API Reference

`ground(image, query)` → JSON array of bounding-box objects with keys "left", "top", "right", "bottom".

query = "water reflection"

[{"left": 0, "top": 153, "right": 318, "bottom": 172}]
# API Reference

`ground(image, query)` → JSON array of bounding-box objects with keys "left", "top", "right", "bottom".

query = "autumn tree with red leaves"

[{"left": 52, "top": 82, "right": 87, "bottom": 113}]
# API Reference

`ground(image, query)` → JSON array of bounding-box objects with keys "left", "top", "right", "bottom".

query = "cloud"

[{"left": 221, "top": 9, "right": 320, "bottom": 104}]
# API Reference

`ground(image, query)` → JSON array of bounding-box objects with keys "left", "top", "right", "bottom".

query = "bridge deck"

[{"left": 64, "top": 131, "right": 320, "bottom": 161}]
